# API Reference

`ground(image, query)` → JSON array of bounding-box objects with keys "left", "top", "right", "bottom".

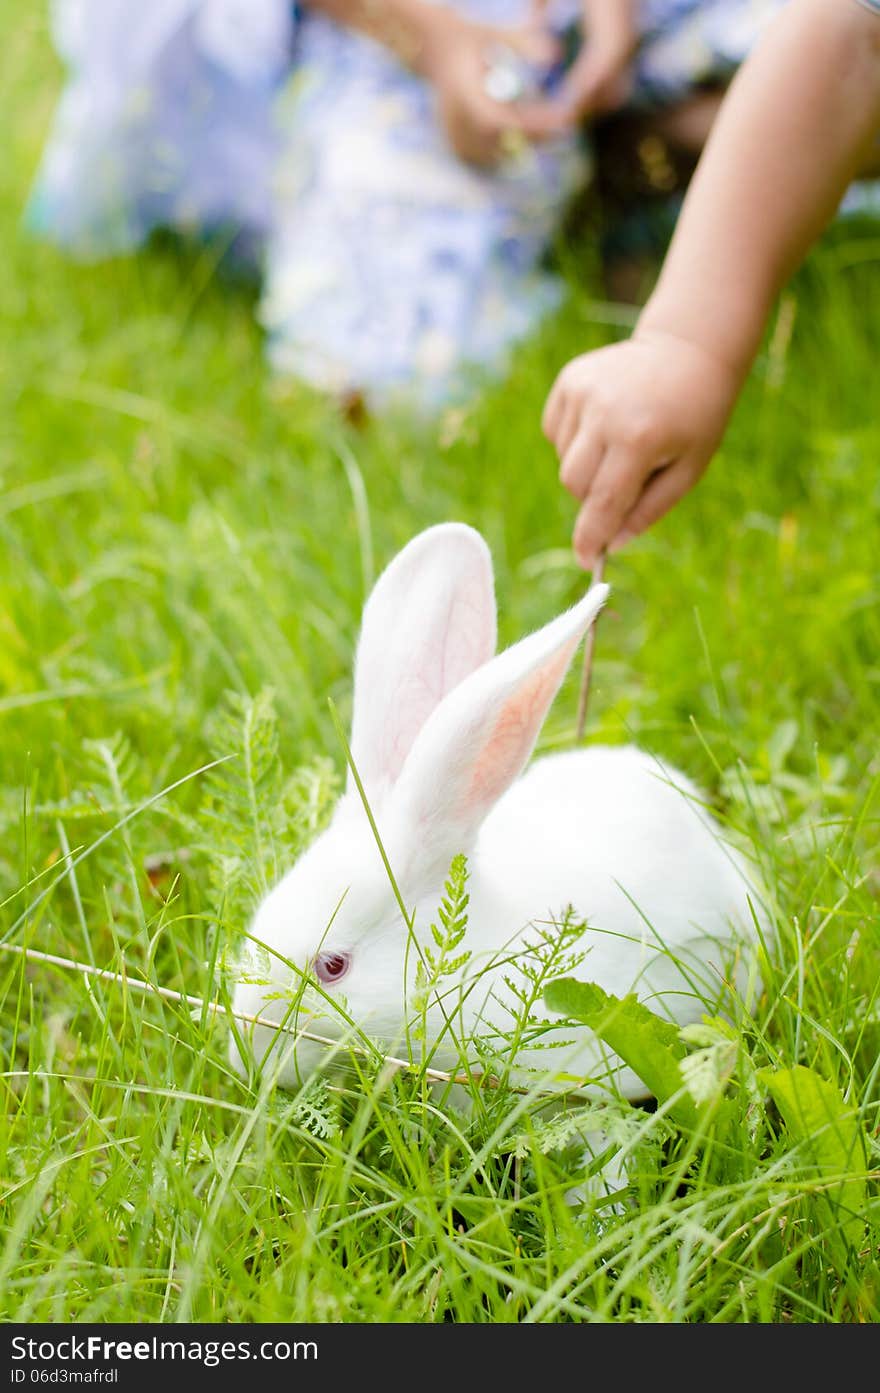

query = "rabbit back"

[{"left": 458, "top": 744, "right": 765, "bottom": 1077}]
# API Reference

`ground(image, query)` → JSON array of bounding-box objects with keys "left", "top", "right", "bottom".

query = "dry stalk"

[{"left": 576, "top": 551, "right": 606, "bottom": 742}]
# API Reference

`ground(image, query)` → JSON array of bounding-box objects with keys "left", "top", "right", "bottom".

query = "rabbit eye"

[{"left": 314, "top": 950, "right": 351, "bottom": 985}]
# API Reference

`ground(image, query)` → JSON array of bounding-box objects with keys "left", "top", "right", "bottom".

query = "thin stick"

[
  {"left": 575, "top": 551, "right": 606, "bottom": 742},
  {"left": 0, "top": 941, "right": 461, "bottom": 1086},
  {"left": 0, "top": 942, "right": 600, "bottom": 1102}
]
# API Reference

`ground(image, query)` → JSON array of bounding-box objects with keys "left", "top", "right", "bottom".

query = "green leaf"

[
  {"left": 290, "top": 1078, "right": 340, "bottom": 1140},
  {"left": 759, "top": 1065, "right": 867, "bottom": 1260},
  {"left": 543, "top": 978, "right": 698, "bottom": 1128}
]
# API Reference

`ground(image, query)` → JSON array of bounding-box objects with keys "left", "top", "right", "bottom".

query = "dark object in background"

[{"left": 591, "top": 91, "right": 721, "bottom": 302}]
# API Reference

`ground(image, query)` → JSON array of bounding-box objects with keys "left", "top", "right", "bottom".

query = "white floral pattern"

[{"left": 30, "top": 0, "right": 787, "bottom": 407}]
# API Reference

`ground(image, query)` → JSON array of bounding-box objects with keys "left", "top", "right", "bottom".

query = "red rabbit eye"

[{"left": 314, "top": 950, "right": 352, "bottom": 985}]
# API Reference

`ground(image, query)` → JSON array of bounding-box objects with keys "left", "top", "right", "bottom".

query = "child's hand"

[
  {"left": 561, "top": 0, "right": 637, "bottom": 120},
  {"left": 424, "top": 10, "right": 560, "bottom": 166},
  {"left": 542, "top": 331, "right": 740, "bottom": 568},
  {"left": 516, "top": 0, "right": 636, "bottom": 140}
]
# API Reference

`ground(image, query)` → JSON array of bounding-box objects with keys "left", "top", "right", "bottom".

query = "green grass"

[{"left": 2, "top": 5, "right": 879, "bottom": 1324}]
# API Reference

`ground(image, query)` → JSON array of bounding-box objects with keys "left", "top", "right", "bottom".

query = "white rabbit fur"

[{"left": 230, "top": 523, "right": 766, "bottom": 1100}]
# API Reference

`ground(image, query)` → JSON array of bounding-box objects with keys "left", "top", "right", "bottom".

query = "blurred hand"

[
  {"left": 561, "top": 0, "right": 637, "bottom": 119},
  {"left": 424, "top": 10, "right": 560, "bottom": 166},
  {"left": 542, "top": 331, "right": 740, "bottom": 568},
  {"left": 517, "top": 0, "right": 637, "bottom": 140}
]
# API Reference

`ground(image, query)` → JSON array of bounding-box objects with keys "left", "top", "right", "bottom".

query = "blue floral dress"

[{"left": 30, "top": 0, "right": 787, "bottom": 406}]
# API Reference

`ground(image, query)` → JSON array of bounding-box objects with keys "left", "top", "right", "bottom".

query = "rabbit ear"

[
  {"left": 348, "top": 524, "right": 497, "bottom": 805},
  {"left": 388, "top": 584, "right": 610, "bottom": 877}
]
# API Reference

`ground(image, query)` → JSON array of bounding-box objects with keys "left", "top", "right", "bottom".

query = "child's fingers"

[
  {"left": 499, "top": 23, "right": 561, "bottom": 67},
  {"left": 558, "top": 52, "right": 602, "bottom": 118},
  {"left": 543, "top": 365, "right": 591, "bottom": 448},
  {"left": 553, "top": 396, "right": 588, "bottom": 464},
  {"left": 469, "top": 86, "right": 524, "bottom": 135},
  {"left": 571, "top": 448, "right": 645, "bottom": 568},
  {"left": 455, "top": 91, "right": 524, "bottom": 165},
  {"left": 515, "top": 99, "right": 572, "bottom": 140},
  {"left": 559, "top": 422, "right": 604, "bottom": 498},
  {"left": 541, "top": 375, "right": 567, "bottom": 441},
  {"left": 608, "top": 456, "right": 704, "bottom": 549},
  {"left": 558, "top": 44, "right": 633, "bottom": 120}
]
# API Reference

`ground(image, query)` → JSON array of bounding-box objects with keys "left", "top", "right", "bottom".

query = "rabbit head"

[{"left": 230, "top": 523, "right": 607, "bottom": 1087}]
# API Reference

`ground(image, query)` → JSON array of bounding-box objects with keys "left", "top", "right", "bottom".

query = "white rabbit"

[{"left": 230, "top": 523, "right": 766, "bottom": 1101}]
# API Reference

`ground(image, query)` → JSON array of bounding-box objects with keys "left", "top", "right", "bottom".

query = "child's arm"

[
  {"left": 306, "top": 0, "right": 475, "bottom": 71},
  {"left": 543, "top": 0, "right": 880, "bottom": 569}
]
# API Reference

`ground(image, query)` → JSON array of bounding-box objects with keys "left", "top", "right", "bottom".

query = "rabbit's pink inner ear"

[
  {"left": 380, "top": 590, "right": 495, "bottom": 786},
  {"left": 384, "top": 671, "right": 444, "bottom": 786},
  {"left": 466, "top": 639, "right": 579, "bottom": 811},
  {"left": 348, "top": 526, "right": 497, "bottom": 803}
]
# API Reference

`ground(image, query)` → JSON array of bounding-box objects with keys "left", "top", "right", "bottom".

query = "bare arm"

[
  {"left": 560, "top": 0, "right": 637, "bottom": 117},
  {"left": 543, "top": 0, "right": 880, "bottom": 567},
  {"left": 303, "top": 0, "right": 450, "bottom": 74},
  {"left": 640, "top": 0, "right": 880, "bottom": 381}
]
